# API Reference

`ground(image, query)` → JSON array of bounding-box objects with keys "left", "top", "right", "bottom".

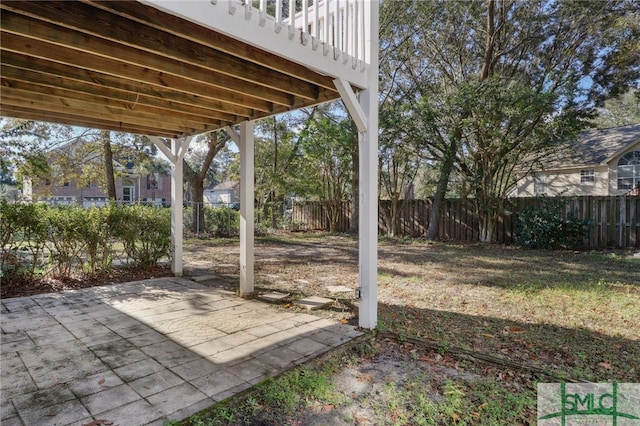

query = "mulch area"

[{"left": 0, "top": 265, "right": 172, "bottom": 299}]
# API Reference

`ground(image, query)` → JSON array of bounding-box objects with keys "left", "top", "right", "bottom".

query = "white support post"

[
  {"left": 239, "top": 121, "right": 255, "bottom": 296},
  {"left": 357, "top": 0, "right": 379, "bottom": 329},
  {"left": 150, "top": 136, "right": 191, "bottom": 277},
  {"left": 171, "top": 137, "right": 191, "bottom": 277},
  {"left": 171, "top": 139, "right": 184, "bottom": 276}
]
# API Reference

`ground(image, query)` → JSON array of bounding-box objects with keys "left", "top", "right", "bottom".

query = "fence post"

[
  {"left": 619, "top": 195, "right": 626, "bottom": 248},
  {"left": 196, "top": 202, "right": 200, "bottom": 237}
]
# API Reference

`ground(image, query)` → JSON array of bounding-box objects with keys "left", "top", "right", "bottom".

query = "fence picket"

[{"left": 292, "top": 196, "right": 640, "bottom": 248}]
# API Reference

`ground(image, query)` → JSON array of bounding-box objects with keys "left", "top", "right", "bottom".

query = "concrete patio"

[{"left": 0, "top": 278, "right": 363, "bottom": 425}]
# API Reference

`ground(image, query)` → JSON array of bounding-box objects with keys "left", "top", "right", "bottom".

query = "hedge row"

[
  {"left": 1, "top": 202, "right": 171, "bottom": 283},
  {"left": 183, "top": 204, "right": 241, "bottom": 236}
]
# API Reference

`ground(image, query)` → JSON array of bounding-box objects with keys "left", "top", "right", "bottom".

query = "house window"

[
  {"left": 617, "top": 151, "right": 640, "bottom": 190},
  {"left": 122, "top": 179, "right": 135, "bottom": 203},
  {"left": 63, "top": 181, "right": 69, "bottom": 187},
  {"left": 580, "top": 169, "right": 595, "bottom": 183},
  {"left": 534, "top": 174, "right": 546, "bottom": 195}
]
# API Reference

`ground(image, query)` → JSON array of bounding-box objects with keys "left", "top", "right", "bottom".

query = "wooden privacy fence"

[{"left": 291, "top": 196, "right": 640, "bottom": 249}]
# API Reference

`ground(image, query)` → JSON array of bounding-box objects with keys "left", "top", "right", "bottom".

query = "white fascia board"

[{"left": 141, "top": 0, "right": 369, "bottom": 88}]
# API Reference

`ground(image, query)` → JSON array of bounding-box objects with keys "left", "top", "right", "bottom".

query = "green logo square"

[{"left": 538, "top": 383, "right": 640, "bottom": 425}]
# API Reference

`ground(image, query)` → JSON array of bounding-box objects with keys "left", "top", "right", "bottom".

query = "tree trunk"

[
  {"left": 102, "top": 131, "right": 117, "bottom": 201},
  {"left": 426, "top": 142, "right": 456, "bottom": 240},
  {"left": 389, "top": 195, "right": 401, "bottom": 237},
  {"left": 479, "top": 208, "right": 496, "bottom": 243},
  {"left": 183, "top": 132, "right": 225, "bottom": 233}
]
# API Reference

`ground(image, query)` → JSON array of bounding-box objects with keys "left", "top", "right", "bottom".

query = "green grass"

[
  {"left": 169, "top": 339, "right": 537, "bottom": 426},
  {"left": 173, "top": 234, "right": 639, "bottom": 425},
  {"left": 170, "top": 353, "right": 347, "bottom": 426}
]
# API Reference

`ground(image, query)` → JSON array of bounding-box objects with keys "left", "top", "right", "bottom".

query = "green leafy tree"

[
  {"left": 593, "top": 90, "right": 640, "bottom": 128},
  {"left": 0, "top": 119, "right": 76, "bottom": 195},
  {"left": 299, "top": 103, "right": 355, "bottom": 232},
  {"left": 254, "top": 112, "right": 311, "bottom": 229},
  {"left": 378, "top": 103, "right": 422, "bottom": 237},
  {"left": 381, "top": 0, "right": 640, "bottom": 242},
  {"left": 183, "top": 131, "right": 228, "bottom": 232}
]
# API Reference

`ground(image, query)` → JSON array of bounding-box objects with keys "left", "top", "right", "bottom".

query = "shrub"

[
  {"left": 81, "top": 207, "right": 113, "bottom": 273},
  {"left": 203, "top": 205, "right": 240, "bottom": 236},
  {"left": 108, "top": 204, "right": 171, "bottom": 266},
  {"left": 1, "top": 202, "right": 171, "bottom": 284},
  {"left": 515, "top": 196, "right": 591, "bottom": 249},
  {"left": 1, "top": 201, "right": 49, "bottom": 279},
  {"left": 47, "top": 205, "right": 88, "bottom": 276}
]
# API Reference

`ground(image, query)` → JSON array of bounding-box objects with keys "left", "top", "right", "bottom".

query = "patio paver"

[{"left": 0, "top": 277, "right": 362, "bottom": 425}]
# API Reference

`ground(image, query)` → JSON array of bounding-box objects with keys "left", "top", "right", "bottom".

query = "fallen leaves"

[
  {"left": 598, "top": 361, "right": 612, "bottom": 370},
  {"left": 358, "top": 374, "right": 374, "bottom": 382}
]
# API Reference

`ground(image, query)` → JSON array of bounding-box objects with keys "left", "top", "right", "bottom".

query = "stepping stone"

[
  {"left": 294, "top": 296, "right": 334, "bottom": 311},
  {"left": 326, "top": 285, "right": 352, "bottom": 295},
  {"left": 191, "top": 274, "right": 218, "bottom": 283},
  {"left": 258, "top": 292, "right": 290, "bottom": 303}
]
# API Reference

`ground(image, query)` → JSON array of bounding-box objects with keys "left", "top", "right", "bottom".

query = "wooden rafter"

[{"left": 0, "top": 0, "right": 342, "bottom": 137}]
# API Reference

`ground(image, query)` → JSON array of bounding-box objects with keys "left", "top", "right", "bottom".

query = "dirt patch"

[{"left": 0, "top": 264, "right": 173, "bottom": 299}]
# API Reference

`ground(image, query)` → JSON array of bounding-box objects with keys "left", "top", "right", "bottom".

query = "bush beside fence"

[
  {"left": 183, "top": 203, "right": 240, "bottom": 237},
  {"left": 292, "top": 196, "right": 640, "bottom": 249},
  {"left": 1, "top": 202, "right": 171, "bottom": 284}
]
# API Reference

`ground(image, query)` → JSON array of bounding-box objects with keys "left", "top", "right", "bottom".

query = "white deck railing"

[
  {"left": 145, "top": 0, "right": 371, "bottom": 86},
  {"left": 217, "top": 0, "right": 367, "bottom": 69}
]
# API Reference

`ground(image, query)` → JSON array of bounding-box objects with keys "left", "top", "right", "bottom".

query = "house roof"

[
  {"left": 541, "top": 124, "right": 640, "bottom": 170},
  {"left": 206, "top": 181, "right": 239, "bottom": 192}
]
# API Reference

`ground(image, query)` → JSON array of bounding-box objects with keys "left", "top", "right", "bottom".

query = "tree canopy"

[{"left": 380, "top": 0, "right": 640, "bottom": 241}]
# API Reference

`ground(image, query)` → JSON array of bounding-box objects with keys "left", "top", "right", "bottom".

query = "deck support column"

[
  {"left": 359, "top": 0, "right": 379, "bottom": 330},
  {"left": 171, "top": 139, "right": 185, "bottom": 276},
  {"left": 357, "top": 84, "right": 378, "bottom": 329},
  {"left": 334, "top": 1, "right": 379, "bottom": 329},
  {"left": 149, "top": 136, "right": 191, "bottom": 277},
  {"left": 226, "top": 122, "right": 255, "bottom": 296}
]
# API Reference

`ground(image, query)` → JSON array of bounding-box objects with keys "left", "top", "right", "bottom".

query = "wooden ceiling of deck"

[{"left": 0, "top": 0, "right": 341, "bottom": 138}]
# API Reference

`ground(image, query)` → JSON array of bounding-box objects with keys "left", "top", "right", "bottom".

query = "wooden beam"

[
  {"left": 1, "top": 52, "right": 255, "bottom": 119},
  {"left": 0, "top": 13, "right": 293, "bottom": 107},
  {"left": 1, "top": 77, "right": 235, "bottom": 128},
  {"left": 0, "top": 32, "right": 276, "bottom": 113},
  {"left": 85, "top": 0, "right": 339, "bottom": 91},
  {"left": 239, "top": 120, "right": 255, "bottom": 296},
  {"left": 0, "top": 105, "right": 181, "bottom": 137},
  {"left": 1, "top": 90, "right": 217, "bottom": 134},
  {"left": 3, "top": 1, "right": 324, "bottom": 102},
  {"left": 334, "top": 78, "right": 367, "bottom": 132}
]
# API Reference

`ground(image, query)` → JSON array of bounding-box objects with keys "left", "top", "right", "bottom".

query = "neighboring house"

[
  {"left": 26, "top": 139, "right": 172, "bottom": 207},
  {"left": 34, "top": 172, "right": 171, "bottom": 207},
  {"left": 203, "top": 181, "right": 239, "bottom": 207},
  {"left": 512, "top": 124, "right": 640, "bottom": 197},
  {"left": 31, "top": 171, "right": 171, "bottom": 207}
]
